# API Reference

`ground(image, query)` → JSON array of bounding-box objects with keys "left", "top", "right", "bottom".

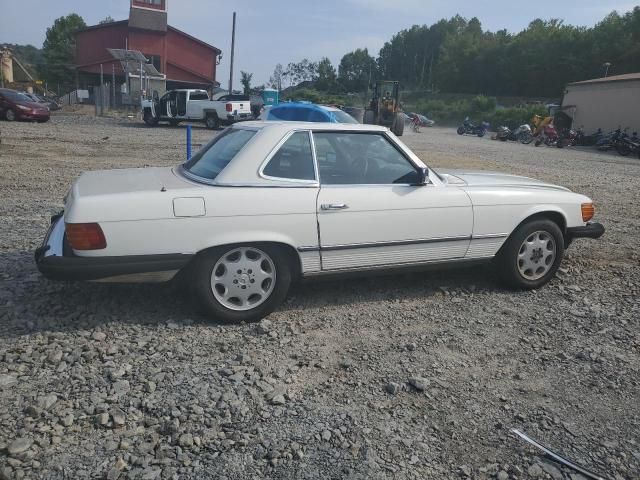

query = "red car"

[{"left": 0, "top": 88, "right": 50, "bottom": 122}]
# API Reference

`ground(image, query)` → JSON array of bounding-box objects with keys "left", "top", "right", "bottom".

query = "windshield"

[
  {"left": 183, "top": 128, "right": 257, "bottom": 180},
  {"left": 2, "top": 91, "right": 31, "bottom": 102},
  {"left": 330, "top": 109, "right": 359, "bottom": 124}
]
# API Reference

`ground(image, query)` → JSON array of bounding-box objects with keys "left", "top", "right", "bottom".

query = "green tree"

[
  {"left": 315, "top": 57, "right": 337, "bottom": 91},
  {"left": 338, "top": 48, "right": 375, "bottom": 92},
  {"left": 269, "top": 63, "right": 284, "bottom": 90},
  {"left": 240, "top": 70, "right": 253, "bottom": 95},
  {"left": 42, "top": 14, "right": 86, "bottom": 89},
  {"left": 99, "top": 16, "right": 115, "bottom": 24}
]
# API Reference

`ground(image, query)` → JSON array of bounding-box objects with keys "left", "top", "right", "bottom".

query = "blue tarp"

[{"left": 266, "top": 103, "right": 338, "bottom": 123}]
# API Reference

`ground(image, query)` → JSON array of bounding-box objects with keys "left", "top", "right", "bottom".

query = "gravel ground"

[{"left": 0, "top": 112, "right": 638, "bottom": 480}]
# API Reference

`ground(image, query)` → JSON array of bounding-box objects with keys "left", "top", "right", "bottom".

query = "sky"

[{"left": 0, "top": 0, "right": 636, "bottom": 87}]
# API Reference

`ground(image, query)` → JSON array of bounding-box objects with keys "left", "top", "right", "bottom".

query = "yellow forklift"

[{"left": 363, "top": 80, "right": 404, "bottom": 136}]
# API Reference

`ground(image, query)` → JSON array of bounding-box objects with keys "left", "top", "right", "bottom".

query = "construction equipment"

[{"left": 363, "top": 80, "right": 404, "bottom": 136}]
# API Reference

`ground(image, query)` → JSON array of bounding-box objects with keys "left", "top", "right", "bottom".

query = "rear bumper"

[
  {"left": 224, "top": 112, "right": 252, "bottom": 124},
  {"left": 566, "top": 222, "right": 605, "bottom": 242},
  {"left": 35, "top": 215, "right": 193, "bottom": 282}
]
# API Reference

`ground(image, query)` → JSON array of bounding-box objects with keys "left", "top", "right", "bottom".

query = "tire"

[
  {"left": 393, "top": 113, "right": 404, "bottom": 136},
  {"left": 205, "top": 114, "right": 220, "bottom": 130},
  {"left": 5, "top": 109, "right": 16, "bottom": 121},
  {"left": 616, "top": 144, "right": 631, "bottom": 156},
  {"left": 534, "top": 138, "right": 542, "bottom": 147},
  {"left": 191, "top": 244, "right": 292, "bottom": 323},
  {"left": 169, "top": 119, "right": 181, "bottom": 127},
  {"left": 520, "top": 133, "right": 533, "bottom": 144},
  {"left": 477, "top": 129, "right": 485, "bottom": 137},
  {"left": 143, "top": 110, "right": 158, "bottom": 127},
  {"left": 363, "top": 110, "right": 375, "bottom": 125},
  {"left": 456, "top": 126, "right": 465, "bottom": 135},
  {"left": 496, "top": 219, "right": 564, "bottom": 290}
]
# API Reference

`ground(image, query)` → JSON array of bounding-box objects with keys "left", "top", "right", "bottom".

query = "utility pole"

[
  {"left": 112, "top": 64, "right": 116, "bottom": 107},
  {"left": 228, "top": 11, "right": 236, "bottom": 94}
]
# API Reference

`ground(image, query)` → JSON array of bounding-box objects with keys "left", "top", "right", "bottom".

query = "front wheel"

[
  {"left": 476, "top": 129, "right": 485, "bottom": 137},
  {"left": 496, "top": 219, "right": 564, "bottom": 290},
  {"left": 456, "top": 126, "right": 465, "bottom": 135},
  {"left": 191, "top": 244, "right": 292, "bottom": 323},
  {"left": 5, "top": 109, "right": 16, "bottom": 121}
]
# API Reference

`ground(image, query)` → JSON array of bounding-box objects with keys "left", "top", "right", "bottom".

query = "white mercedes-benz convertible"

[{"left": 36, "top": 121, "right": 604, "bottom": 322}]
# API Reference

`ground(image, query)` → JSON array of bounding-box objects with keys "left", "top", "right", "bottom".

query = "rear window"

[
  {"left": 189, "top": 91, "right": 209, "bottom": 100},
  {"left": 183, "top": 128, "right": 256, "bottom": 180},
  {"left": 329, "top": 109, "right": 359, "bottom": 124}
]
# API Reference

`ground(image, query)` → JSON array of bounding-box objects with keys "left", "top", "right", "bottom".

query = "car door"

[{"left": 314, "top": 131, "right": 473, "bottom": 271}]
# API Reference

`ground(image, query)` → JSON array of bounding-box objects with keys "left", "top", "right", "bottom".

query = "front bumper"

[
  {"left": 35, "top": 215, "right": 193, "bottom": 282},
  {"left": 18, "top": 110, "right": 50, "bottom": 121},
  {"left": 566, "top": 222, "right": 605, "bottom": 244}
]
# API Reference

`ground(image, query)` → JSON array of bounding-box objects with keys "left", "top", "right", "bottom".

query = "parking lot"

[{"left": 0, "top": 113, "right": 638, "bottom": 479}]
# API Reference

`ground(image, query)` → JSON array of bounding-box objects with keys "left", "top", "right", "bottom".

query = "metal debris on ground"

[{"left": 510, "top": 428, "right": 609, "bottom": 480}]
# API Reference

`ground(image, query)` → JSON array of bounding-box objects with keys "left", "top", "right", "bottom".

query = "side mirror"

[{"left": 414, "top": 167, "right": 429, "bottom": 186}]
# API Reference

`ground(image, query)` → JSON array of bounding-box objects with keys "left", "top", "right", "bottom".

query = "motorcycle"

[
  {"left": 496, "top": 125, "right": 533, "bottom": 143},
  {"left": 616, "top": 130, "right": 640, "bottom": 157},
  {"left": 575, "top": 127, "right": 602, "bottom": 146},
  {"left": 596, "top": 128, "right": 623, "bottom": 152},
  {"left": 534, "top": 124, "right": 561, "bottom": 147},
  {"left": 457, "top": 117, "right": 489, "bottom": 137},
  {"left": 556, "top": 127, "right": 578, "bottom": 148}
]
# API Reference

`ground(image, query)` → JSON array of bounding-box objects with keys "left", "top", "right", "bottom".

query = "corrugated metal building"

[
  {"left": 75, "top": 0, "right": 221, "bottom": 96},
  {"left": 562, "top": 73, "right": 640, "bottom": 133}
]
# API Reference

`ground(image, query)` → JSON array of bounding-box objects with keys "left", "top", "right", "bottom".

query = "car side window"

[
  {"left": 313, "top": 132, "right": 418, "bottom": 185},
  {"left": 262, "top": 131, "right": 316, "bottom": 181}
]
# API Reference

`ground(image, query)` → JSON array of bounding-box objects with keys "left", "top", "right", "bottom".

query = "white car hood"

[{"left": 439, "top": 169, "right": 570, "bottom": 192}]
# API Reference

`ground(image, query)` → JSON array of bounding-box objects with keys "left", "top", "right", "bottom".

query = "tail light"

[
  {"left": 225, "top": 103, "right": 232, "bottom": 112},
  {"left": 581, "top": 203, "right": 595, "bottom": 222},
  {"left": 65, "top": 223, "right": 107, "bottom": 250}
]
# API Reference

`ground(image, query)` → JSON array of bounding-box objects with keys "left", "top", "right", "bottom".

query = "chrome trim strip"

[
  {"left": 257, "top": 129, "right": 319, "bottom": 185},
  {"left": 297, "top": 245, "right": 320, "bottom": 252},
  {"left": 297, "top": 235, "right": 471, "bottom": 253},
  {"left": 471, "top": 233, "right": 509, "bottom": 240},
  {"left": 303, "top": 255, "right": 494, "bottom": 277}
]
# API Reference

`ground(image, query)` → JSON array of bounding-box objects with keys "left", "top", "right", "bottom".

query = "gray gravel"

[{"left": 0, "top": 112, "right": 639, "bottom": 479}]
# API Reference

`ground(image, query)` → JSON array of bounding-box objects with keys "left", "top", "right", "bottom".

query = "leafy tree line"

[{"left": 271, "top": 6, "right": 640, "bottom": 98}]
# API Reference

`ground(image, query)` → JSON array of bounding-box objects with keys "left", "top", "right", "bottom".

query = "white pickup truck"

[{"left": 142, "top": 89, "right": 252, "bottom": 129}]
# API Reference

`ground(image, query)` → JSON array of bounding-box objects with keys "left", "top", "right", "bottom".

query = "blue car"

[{"left": 260, "top": 102, "right": 358, "bottom": 124}]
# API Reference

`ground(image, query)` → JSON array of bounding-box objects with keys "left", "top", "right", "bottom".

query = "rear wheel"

[
  {"left": 520, "top": 132, "right": 533, "bottom": 144},
  {"left": 5, "top": 109, "right": 16, "bottom": 121},
  {"left": 496, "top": 219, "right": 564, "bottom": 290},
  {"left": 617, "top": 144, "right": 631, "bottom": 156},
  {"left": 477, "top": 129, "right": 485, "bottom": 137},
  {"left": 205, "top": 114, "right": 220, "bottom": 130},
  {"left": 143, "top": 109, "right": 158, "bottom": 126},
  {"left": 191, "top": 244, "right": 292, "bottom": 323}
]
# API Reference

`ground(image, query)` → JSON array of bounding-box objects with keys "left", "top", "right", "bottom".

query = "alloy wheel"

[
  {"left": 517, "top": 230, "right": 556, "bottom": 281},
  {"left": 211, "top": 247, "right": 276, "bottom": 311}
]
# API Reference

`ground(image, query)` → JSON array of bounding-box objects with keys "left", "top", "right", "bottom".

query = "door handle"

[{"left": 321, "top": 203, "right": 349, "bottom": 210}]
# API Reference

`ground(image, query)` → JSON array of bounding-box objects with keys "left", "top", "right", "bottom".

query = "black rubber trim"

[
  {"left": 566, "top": 222, "right": 605, "bottom": 240},
  {"left": 35, "top": 253, "right": 194, "bottom": 281}
]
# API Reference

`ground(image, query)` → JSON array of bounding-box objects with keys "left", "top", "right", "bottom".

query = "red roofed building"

[{"left": 75, "top": 0, "right": 221, "bottom": 97}]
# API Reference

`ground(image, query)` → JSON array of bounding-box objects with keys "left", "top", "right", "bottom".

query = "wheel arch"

[
  {"left": 191, "top": 240, "right": 304, "bottom": 281},
  {"left": 496, "top": 208, "right": 568, "bottom": 256}
]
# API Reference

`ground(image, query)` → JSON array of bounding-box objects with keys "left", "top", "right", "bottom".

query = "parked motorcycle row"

[{"left": 457, "top": 117, "right": 640, "bottom": 158}]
